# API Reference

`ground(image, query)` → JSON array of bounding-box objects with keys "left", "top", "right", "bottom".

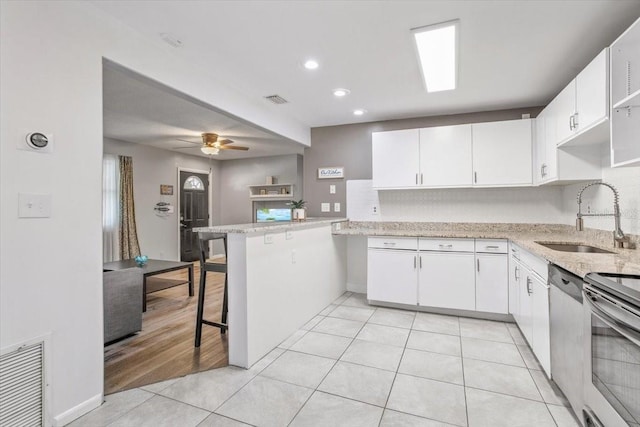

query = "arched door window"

[{"left": 183, "top": 175, "right": 205, "bottom": 191}]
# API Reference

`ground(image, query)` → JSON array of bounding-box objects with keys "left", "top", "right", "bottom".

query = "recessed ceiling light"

[
  {"left": 412, "top": 20, "right": 459, "bottom": 92},
  {"left": 353, "top": 109, "right": 366, "bottom": 116},
  {"left": 333, "top": 88, "right": 350, "bottom": 97},
  {"left": 304, "top": 59, "right": 319, "bottom": 70}
]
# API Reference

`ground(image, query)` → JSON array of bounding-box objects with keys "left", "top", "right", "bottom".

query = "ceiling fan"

[{"left": 175, "top": 133, "right": 249, "bottom": 155}]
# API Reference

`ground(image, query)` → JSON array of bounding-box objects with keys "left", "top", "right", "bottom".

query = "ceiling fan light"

[{"left": 201, "top": 146, "right": 220, "bottom": 155}]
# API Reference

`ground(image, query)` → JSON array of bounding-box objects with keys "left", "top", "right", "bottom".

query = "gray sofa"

[{"left": 103, "top": 268, "right": 143, "bottom": 344}]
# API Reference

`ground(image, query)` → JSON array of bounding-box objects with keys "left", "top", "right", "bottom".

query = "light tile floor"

[{"left": 70, "top": 292, "right": 581, "bottom": 427}]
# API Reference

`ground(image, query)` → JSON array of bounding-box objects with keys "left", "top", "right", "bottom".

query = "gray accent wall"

[
  {"left": 104, "top": 137, "right": 222, "bottom": 260},
  {"left": 219, "top": 154, "right": 303, "bottom": 224},
  {"left": 304, "top": 107, "right": 543, "bottom": 217}
]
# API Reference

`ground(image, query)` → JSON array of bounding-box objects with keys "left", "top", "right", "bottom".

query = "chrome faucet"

[{"left": 576, "top": 181, "right": 628, "bottom": 248}]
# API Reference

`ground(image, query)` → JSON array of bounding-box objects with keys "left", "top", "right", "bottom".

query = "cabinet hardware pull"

[
  {"left": 420, "top": 173, "right": 423, "bottom": 185},
  {"left": 526, "top": 277, "right": 532, "bottom": 295},
  {"left": 569, "top": 115, "right": 572, "bottom": 130},
  {"left": 415, "top": 173, "right": 418, "bottom": 185},
  {"left": 515, "top": 266, "right": 520, "bottom": 280},
  {"left": 573, "top": 112, "right": 579, "bottom": 129},
  {"left": 414, "top": 256, "right": 417, "bottom": 269},
  {"left": 383, "top": 242, "right": 396, "bottom": 246},
  {"left": 485, "top": 245, "right": 500, "bottom": 249},
  {"left": 474, "top": 172, "right": 477, "bottom": 183},
  {"left": 439, "top": 244, "right": 453, "bottom": 248},
  {"left": 419, "top": 256, "right": 422, "bottom": 269},
  {"left": 477, "top": 259, "right": 480, "bottom": 272}
]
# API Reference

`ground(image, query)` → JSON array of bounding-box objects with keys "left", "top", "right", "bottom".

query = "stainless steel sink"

[{"left": 535, "top": 242, "right": 615, "bottom": 254}]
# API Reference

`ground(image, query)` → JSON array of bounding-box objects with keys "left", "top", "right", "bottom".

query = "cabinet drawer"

[
  {"left": 368, "top": 237, "right": 418, "bottom": 250},
  {"left": 419, "top": 238, "right": 474, "bottom": 253},
  {"left": 475, "top": 239, "right": 508, "bottom": 254}
]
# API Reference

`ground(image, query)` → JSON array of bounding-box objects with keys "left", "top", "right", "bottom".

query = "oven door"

[{"left": 583, "top": 287, "right": 640, "bottom": 427}]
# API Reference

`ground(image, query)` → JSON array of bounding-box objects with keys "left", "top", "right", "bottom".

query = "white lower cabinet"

[
  {"left": 513, "top": 247, "right": 551, "bottom": 376},
  {"left": 367, "top": 237, "right": 509, "bottom": 315},
  {"left": 475, "top": 253, "right": 508, "bottom": 314},
  {"left": 531, "top": 274, "right": 551, "bottom": 375},
  {"left": 367, "top": 248, "right": 417, "bottom": 305},
  {"left": 419, "top": 252, "right": 476, "bottom": 311}
]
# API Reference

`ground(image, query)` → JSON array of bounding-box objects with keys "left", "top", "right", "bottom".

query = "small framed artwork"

[
  {"left": 318, "top": 166, "right": 344, "bottom": 179},
  {"left": 160, "top": 185, "right": 174, "bottom": 195}
]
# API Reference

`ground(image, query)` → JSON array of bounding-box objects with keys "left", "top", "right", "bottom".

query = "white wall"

[
  {"left": 228, "top": 225, "right": 346, "bottom": 367},
  {"left": 0, "top": 2, "right": 309, "bottom": 424},
  {"left": 104, "top": 138, "right": 222, "bottom": 260}
]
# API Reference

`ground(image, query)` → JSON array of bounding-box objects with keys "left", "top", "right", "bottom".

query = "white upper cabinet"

[
  {"left": 610, "top": 17, "right": 640, "bottom": 167},
  {"left": 554, "top": 49, "right": 610, "bottom": 148},
  {"left": 472, "top": 119, "right": 533, "bottom": 186},
  {"left": 372, "top": 129, "right": 420, "bottom": 188},
  {"left": 419, "top": 125, "right": 473, "bottom": 187}
]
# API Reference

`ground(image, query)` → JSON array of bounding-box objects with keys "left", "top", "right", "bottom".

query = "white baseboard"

[
  {"left": 54, "top": 393, "right": 103, "bottom": 427},
  {"left": 346, "top": 282, "right": 366, "bottom": 294},
  {"left": 208, "top": 253, "right": 225, "bottom": 260}
]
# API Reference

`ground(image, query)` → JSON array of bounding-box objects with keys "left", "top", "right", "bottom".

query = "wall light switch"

[
  {"left": 264, "top": 233, "right": 274, "bottom": 244},
  {"left": 329, "top": 185, "right": 336, "bottom": 194},
  {"left": 334, "top": 202, "right": 341, "bottom": 212},
  {"left": 18, "top": 193, "right": 52, "bottom": 218},
  {"left": 321, "top": 203, "right": 330, "bottom": 212}
]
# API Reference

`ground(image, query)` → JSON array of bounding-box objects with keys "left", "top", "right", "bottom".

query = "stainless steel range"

[{"left": 583, "top": 272, "right": 640, "bottom": 427}]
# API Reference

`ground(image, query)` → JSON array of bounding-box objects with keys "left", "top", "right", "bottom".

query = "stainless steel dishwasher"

[{"left": 550, "top": 264, "right": 584, "bottom": 423}]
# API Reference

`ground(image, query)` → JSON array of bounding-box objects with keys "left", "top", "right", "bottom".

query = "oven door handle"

[{"left": 584, "top": 289, "right": 640, "bottom": 346}]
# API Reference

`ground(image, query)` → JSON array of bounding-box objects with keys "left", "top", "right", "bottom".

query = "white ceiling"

[
  {"left": 94, "top": 1, "right": 640, "bottom": 128},
  {"left": 103, "top": 64, "right": 306, "bottom": 160}
]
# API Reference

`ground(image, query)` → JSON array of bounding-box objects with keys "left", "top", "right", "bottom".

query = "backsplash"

[
  {"left": 561, "top": 164, "right": 639, "bottom": 235},
  {"left": 347, "top": 180, "right": 565, "bottom": 224}
]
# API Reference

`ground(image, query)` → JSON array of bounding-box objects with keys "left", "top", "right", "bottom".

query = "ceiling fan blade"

[
  {"left": 217, "top": 139, "right": 234, "bottom": 145},
  {"left": 219, "top": 145, "right": 249, "bottom": 151},
  {"left": 176, "top": 138, "right": 201, "bottom": 145},
  {"left": 172, "top": 146, "right": 199, "bottom": 150}
]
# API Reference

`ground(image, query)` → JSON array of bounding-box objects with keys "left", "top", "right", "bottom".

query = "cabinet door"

[
  {"left": 372, "top": 129, "right": 420, "bottom": 188},
  {"left": 531, "top": 276, "right": 551, "bottom": 376},
  {"left": 475, "top": 254, "right": 508, "bottom": 314},
  {"left": 419, "top": 125, "right": 472, "bottom": 187},
  {"left": 554, "top": 80, "right": 577, "bottom": 144},
  {"left": 472, "top": 119, "right": 533, "bottom": 186},
  {"left": 367, "top": 249, "right": 417, "bottom": 305},
  {"left": 518, "top": 271, "right": 534, "bottom": 346},
  {"left": 509, "top": 257, "right": 522, "bottom": 321},
  {"left": 534, "top": 112, "right": 547, "bottom": 184},
  {"left": 419, "top": 252, "right": 475, "bottom": 311},
  {"left": 576, "top": 49, "right": 608, "bottom": 132}
]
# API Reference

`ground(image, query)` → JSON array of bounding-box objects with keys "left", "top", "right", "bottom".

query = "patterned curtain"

[
  {"left": 102, "top": 154, "right": 120, "bottom": 262},
  {"left": 119, "top": 156, "right": 141, "bottom": 259}
]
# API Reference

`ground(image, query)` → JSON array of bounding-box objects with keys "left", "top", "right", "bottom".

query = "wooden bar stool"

[{"left": 194, "top": 232, "right": 228, "bottom": 347}]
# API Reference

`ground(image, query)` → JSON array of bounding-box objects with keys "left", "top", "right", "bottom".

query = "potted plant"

[{"left": 287, "top": 199, "right": 307, "bottom": 221}]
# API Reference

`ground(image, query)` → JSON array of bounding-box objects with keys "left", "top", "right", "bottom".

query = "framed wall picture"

[
  {"left": 318, "top": 166, "right": 344, "bottom": 179},
  {"left": 160, "top": 184, "right": 174, "bottom": 195}
]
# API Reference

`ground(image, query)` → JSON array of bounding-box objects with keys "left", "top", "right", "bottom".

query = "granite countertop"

[
  {"left": 335, "top": 221, "right": 640, "bottom": 278},
  {"left": 194, "top": 217, "right": 347, "bottom": 234}
]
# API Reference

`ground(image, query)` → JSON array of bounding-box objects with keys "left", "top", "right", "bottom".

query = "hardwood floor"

[{"left": 104, "top": 261, "right": 228, "bottom": 395}]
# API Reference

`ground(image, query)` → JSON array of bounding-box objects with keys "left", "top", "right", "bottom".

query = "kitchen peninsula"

[{"left": 194, "top": 218, "right": 348, "bottom": 368}]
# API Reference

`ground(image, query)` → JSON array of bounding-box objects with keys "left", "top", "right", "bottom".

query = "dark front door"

[{"left": 180, "top": 171, "right": 210, "bottom": 262}]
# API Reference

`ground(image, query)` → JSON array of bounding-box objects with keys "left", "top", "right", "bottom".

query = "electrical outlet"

[
  {"left": 334, "top": 202, "right": 341, "bottom": 212},
  {"left": 321, "top": 203, "right": 330, "bottom": 212},
  {"left": 329, "top": 185, "right": 336, "bottom": 194},
  {"left": 18, "top": 193, "right": 52, "bottom": 218},
  {"left": 286, "top": 231, "right": 293, "bottom": 240},
  {"left": 264, "top": 233, "right": 274, "bottom": 244},
  {"left": 291, "top": 249, "right": 296, "bottom": 264},
  {"left": 372, "top": 205, "right": 379, "bottom": 215}
]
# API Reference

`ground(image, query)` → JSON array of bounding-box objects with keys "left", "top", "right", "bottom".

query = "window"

[
  {"left": 102, "top": 154, "right": 120, "bottom": 262},
  {"left": 184, "top": 175, "right": 204, "bottom": 190}
]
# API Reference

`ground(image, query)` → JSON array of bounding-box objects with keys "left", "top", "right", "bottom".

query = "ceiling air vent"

[{"left": 264, "top": 94, "right": 289, "bottom": 105}]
